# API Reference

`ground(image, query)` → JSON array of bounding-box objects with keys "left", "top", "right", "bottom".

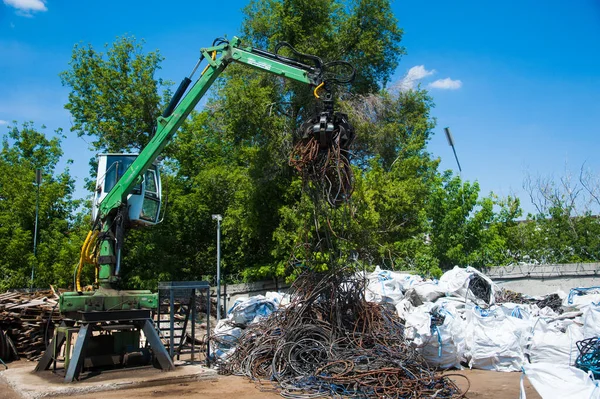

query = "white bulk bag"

[
  {"left": 464, "top": 307, "right": 532, "bottom": 371},
  {"left": 527, "top": 319, "right": 584, "bottom": 366},
  {"left": 520, "top": 362, "right": 600, "bottom": 399}
]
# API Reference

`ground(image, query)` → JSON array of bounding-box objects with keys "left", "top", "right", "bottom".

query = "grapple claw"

[{"left": 289, "top": 111, "right": 355, "bottom": 207}]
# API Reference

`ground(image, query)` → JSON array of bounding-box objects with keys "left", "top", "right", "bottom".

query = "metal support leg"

[
  {"left": 156, "top": 298, "right": 162, "bottom": 340},
  {"left": 35, "top": 327, "right": 66, "bottom": 372},
  {"left": 141, "top": 319, "right": 175, "bottom": 371},
  {"left": 64, "top": 324, "right": 93, "bottom": 382}
]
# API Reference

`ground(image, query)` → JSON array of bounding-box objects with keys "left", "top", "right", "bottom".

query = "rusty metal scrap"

[
  {"left": 289, "top": 112, "right": 355, "bottom": 207},
  {"left": 216, "top": 270, "right": 468, "bottom": 398},
  {"left": 495, "top": 289, "right": 563, "bottom": 314}
]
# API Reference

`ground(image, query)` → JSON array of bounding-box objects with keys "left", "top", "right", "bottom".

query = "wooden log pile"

[{"left": 0, "top": 289, "right": 62, "bottom": 361}]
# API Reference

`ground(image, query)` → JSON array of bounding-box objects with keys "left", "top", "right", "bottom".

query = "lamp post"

[
  {"left": 31, "top": 168, "right": 42, "bottom": 292},
  {"left": 444, "top": 127, "right": 462, "bottom": 174},
  {"left": 211, "top": 214, "right": 222, "bottom": 321}
]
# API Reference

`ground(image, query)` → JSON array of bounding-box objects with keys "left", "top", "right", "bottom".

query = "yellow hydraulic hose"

[
  {"left": 75, "top": 231, "right": 91, "bottom": 292},
  {"left": 75, "top": 230, "right": 99, "bottom": 292},
  {"left": 201, "top": 51, "right": 217, "bottom": 76},
  {"left": 313, "top": 82, "right": 325, "bottom": 98},
  {"left": 85, "top": 231, "right": 99, "bottom": 264}
]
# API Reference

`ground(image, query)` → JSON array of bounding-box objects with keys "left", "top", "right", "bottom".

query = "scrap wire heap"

[
  {"left": 575, "top": 337, "right": 600, "bottom": 378},
  {"left": 429, "top": 309, "right": 446, "bottom": 330},
  {"left": 467, "top": 274, "right": 492, "bottom": 304},
  {"left": 289, "top": 112, "right": 355, "bottom": 207},
  {"left": 494, "top": 289, "right": 564, "bottom": 314},
  {"left": 218, "top": 270, "right": 467, "bottom": 398}
]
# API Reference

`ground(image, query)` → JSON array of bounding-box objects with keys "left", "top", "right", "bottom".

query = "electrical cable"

[
  {"left": 575, "top": 337, "right": 600, "bottom": 378},
  {"left": 214, "top": 271, "right": 468, "bottom": 398}
]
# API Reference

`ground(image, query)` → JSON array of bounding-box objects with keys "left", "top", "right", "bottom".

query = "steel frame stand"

[
  {"left": 36, "top": 309, "right": 174, "bottom": 382},
  {"left": 157, "top": 281, "right": 211, "bottom": 366}
]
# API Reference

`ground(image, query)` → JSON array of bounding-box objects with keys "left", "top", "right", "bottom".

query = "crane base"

[
  {"left": 35, "top": 309, "right": 174, "bottom": 382},
  {"left": 59, "top": 288, "right": 158, "bottom": 313}
]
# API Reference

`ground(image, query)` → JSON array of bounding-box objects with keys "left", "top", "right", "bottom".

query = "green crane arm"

[
  {"left": 98, "top": 37, "right": 319, "bottom": 219},
  {"left": 92, "top": 36, "right": 352, "bottom": 288}
]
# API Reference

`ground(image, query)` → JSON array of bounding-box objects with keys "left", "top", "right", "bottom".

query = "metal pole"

[
  {"left": 216, "top": 217, "right": 221, "bottom": 321},
  {"left": 31, "top": 168, "right": 41, "bottom": 292},
  {"left": 444, "top": 127, "right": 462, "bottom": 174},
  {"left": 205, "top": 289, "right": 210, "bottom": 367},
  {"left": 169, "top": 288, "right": 175, "bottom": 358},
  {"left": 191, "top": 289, "right": 196, "bottom": 364},
  {"left": 223, "top": 281, "right": 227, "bottom": 316},
  {"left": 212, "top": 214, "right": 222, "bottom": 321}
]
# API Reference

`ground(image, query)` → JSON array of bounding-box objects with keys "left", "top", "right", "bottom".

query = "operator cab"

[{"left": 91, "top": 154, "right": 162, "bottom": 226}]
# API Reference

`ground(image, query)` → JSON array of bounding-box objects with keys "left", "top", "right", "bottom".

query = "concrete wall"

[
  {"left": 485, "top": 263, "right": 600, "bottom": 296},
  {"left": 209, "top": 263, "right": 600, "bottom": 308}
]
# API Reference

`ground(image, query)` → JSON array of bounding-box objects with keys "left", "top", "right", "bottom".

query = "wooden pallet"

[{"left": 0, "top": 288, "right": 62, "bottom": 361}]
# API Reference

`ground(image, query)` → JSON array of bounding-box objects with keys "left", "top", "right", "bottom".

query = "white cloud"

[
  {"left": 428, "top": 78, "right": 463, "bottom": 90},
  {"left": 396, "top": 65, "right": 436, "bottom": 91},
  {"left": 406, "top": 65, "right": 435, "bottom": 81},
  {"left": 0, "top": 120, "right": 8, "bottom": 125},
  {"left": 3, "top": 0, "right": 47, "bottom": 16}
]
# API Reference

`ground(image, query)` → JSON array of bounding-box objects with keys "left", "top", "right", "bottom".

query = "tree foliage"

[
  {"left": 3, "top": 0, "right": 594, "bottom": 293},
  {"left": 0, "top": 122, "right": 84, "bottom": 290},
  {"left": 508, "top": 169, "right": 600, "bottom": 264},
  {"left": 127, "top": 0, "right": 408, "bottom": 284},
  {"left": 427, "top": 172, "right": 522, "bottom": 269},
  {"left": 242, "top": 0, "right": 404, "bottom": 94},
  {"left": 60, "top": 35, "right": 170, "bottom": 152}
]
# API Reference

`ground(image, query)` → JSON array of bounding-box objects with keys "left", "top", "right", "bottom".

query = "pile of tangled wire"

[
  {"left": 494, "top": 288, "right": 526, "bottom": 304},
  {"left": 467, "top": 275, "right": 493, "bottom": 304},
  {"left": 495, "top": 289, "right": 563, "bottom": 314},
  {"left": 289, "top": 112, "right": 355, "bottom": 207},
  {"left": 429, "top": 309, "right": 446, "bottom": 330},
  {"left": 535, "top": 293, "right": 563, "bottom": 313},
  {"left": 216, "top": 269, "right": 467, "bottom": 398},
  {"left": 576, "top": 337, "right": 600, "bottom": 378}
]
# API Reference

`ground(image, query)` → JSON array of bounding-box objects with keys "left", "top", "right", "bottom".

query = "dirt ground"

[{"left": 1, "top": 362, "right": 541, "bottom": 399}]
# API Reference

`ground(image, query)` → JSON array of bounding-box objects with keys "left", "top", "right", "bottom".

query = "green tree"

[
  {"left": 242, "top": 0, "right": 404, "bottom": 94},
  {"left": 60, "top": 35, "right": 170, "bottom": 152},
  {"left": 0, "top": 122, "right": 83, "bottom": 290},
  {"left": 428, "top": 172, "right": 522, "bottom": 269},
  {"left": 59, "top": 35, "right": 177, "bottom": 286},
  {"left": 161, "top": 0, "right": 406, "bottom": 280},
  {"left": 344, "top": 89, "right": 440, "bottom": 271},
  {"left": 507, "top": 170, "right": 600, "bottom": 264}
]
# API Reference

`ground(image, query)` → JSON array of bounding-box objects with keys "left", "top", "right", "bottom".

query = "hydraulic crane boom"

[
  {"left": 41, "top": 35, "right": 355, "bottom": 382},
  {"left": 61, "top": 36, "right": 355, "bottom": 312},
  {"left": 98, "top": 37, "right": 322, "bottom": 221}
]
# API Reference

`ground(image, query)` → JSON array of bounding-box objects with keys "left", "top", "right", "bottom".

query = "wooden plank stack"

[{"left": 0, "top": 289, "right": 62, "bottom": 361}]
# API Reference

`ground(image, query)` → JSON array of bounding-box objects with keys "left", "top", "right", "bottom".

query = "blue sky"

[{"left": 1, "top": 0, "right": 599, "bottom": 216}]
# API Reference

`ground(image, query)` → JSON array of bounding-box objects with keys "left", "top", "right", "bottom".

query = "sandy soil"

[
  {"left": 1, "top": 365, "right": 541, "bottom": 399},
  {"left": 61, "top": 370, "right": 540, "bottom": 399},
  {"left": 443, "top": 369, "right": 541, "bottom": 399},
  {"left": 0, "top": 368, "right": 22, "bottom": 399}
]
